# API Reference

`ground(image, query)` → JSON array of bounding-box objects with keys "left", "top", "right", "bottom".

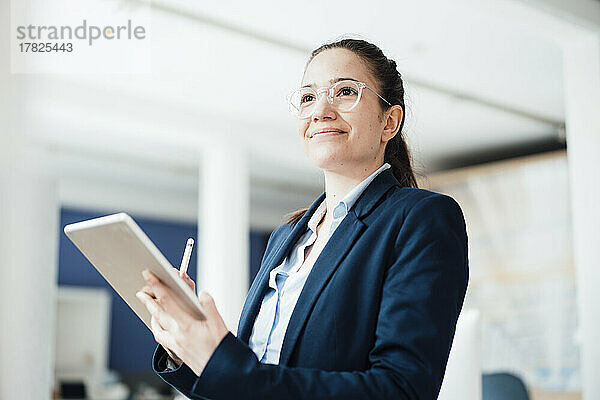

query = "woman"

[{"left": 136, "top": 38, "right": 469, "bottom": 400}]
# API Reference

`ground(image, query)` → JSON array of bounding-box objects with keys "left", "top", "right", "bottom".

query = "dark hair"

[{"left": 284, "top": 38, "right": 418, "bottom": 226}]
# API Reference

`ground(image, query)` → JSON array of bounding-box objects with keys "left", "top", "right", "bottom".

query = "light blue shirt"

[{"left": 248, "top": 163, "right": 391, "bottom": 364}]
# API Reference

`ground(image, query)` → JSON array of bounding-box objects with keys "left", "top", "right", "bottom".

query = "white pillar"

[
  {"left": 0, "top": 6, "right": 60, "bottom": 398},
  {"left": 563, "top": 32, "right": 600, "bottom": 400},
  {"left": 198, "top": 143, "right": 249, "bottom": 335}
]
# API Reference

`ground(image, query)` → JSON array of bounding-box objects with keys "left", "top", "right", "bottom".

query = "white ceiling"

[{"left": 21, "top": 0, "right": 578, "bottom": 226}]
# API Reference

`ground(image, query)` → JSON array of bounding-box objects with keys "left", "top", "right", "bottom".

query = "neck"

[{"left": 321, "top": 158, "right": 385, "bottom": 222}]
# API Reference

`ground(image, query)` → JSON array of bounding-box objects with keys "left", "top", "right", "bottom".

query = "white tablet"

[{"left": 64, "top": 212, "right": 204, "bottom": 331}]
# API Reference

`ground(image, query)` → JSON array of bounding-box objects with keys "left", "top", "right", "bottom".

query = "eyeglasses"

[{"left": 288, "top": 79, "right": 392, "bottom": 119}]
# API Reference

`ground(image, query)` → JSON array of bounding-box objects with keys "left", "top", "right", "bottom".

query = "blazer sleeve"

[
  {"left": 156, "top": 193, "right": 469, "bottom": 400},
  {"left": 152, "top": 344, "right": 211, "bottom": 400}
]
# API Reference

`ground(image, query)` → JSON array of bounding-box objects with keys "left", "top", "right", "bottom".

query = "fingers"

[
  {"left": 180, "top": 271, "right": 192, "bottom": 281},
  {"left": 149, "top": 312, "right": 177, "bottom": 351},
  {"left": 180, "top": 272, "right": 196, "bottom": 291},
  {"left": 175, "top": 266, "right": 196, "bottom": 292},
  {"left": 142, "top": 269, "right": 160, "bottom": 286},
  {"left": 135, "top": 290, "right": 174, "bottom": 331},
  {"left": 142, "top": 270, "right": 175, "bottom": 307},
  {"left": 140, "top": 269, "right": 194, "bottom": 328},
  {"left": 135, "top": 290, "right": 159, "bottom": 314}
]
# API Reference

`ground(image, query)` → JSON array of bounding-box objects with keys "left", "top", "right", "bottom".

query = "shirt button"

[{"left": 333, "top": 204, "right": 346, "bottom": 219}]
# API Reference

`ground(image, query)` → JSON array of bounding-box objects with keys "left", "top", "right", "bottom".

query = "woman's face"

[{"left": 298, "top": 48, "right": 391, "bottom": 173}]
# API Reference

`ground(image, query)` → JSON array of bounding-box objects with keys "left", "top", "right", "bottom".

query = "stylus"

[{"left": 179, "top": 238, "right": 194, "bottom": 276}]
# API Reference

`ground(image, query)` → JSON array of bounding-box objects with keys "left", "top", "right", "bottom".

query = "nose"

[{"left": 311, "top": 91, "right": 336, "bottom": 122}]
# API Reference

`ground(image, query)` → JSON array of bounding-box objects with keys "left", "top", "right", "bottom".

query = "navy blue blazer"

[{"left": 152, "top": 167, "right": 469, "bottom": 400}]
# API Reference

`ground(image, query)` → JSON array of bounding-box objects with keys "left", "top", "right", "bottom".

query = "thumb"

[{"left": 197, "top": 291, "right": 219, "bottom": 316}]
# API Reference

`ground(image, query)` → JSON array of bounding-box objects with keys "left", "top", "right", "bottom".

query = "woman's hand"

[
  {"left": 179, "top": 269, "right": 196, "bottom": 293},
  {"left": 136, "top": 269, "right": 230, "bottom": 376},
  {"left": 162, "top": 269, "right": 195, "bottom": 365}
]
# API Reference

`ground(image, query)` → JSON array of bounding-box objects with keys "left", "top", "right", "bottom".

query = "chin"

[
  {"left": 307, "top": 154, "right": 349, "bottom": 171},
  {"left": 303, "top": 141, "right": 352, "bottom": 167}
]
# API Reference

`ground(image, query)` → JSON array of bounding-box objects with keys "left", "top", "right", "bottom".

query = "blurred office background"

[{"left": 1, "top": 0, "right": 599, "bottom": 399}]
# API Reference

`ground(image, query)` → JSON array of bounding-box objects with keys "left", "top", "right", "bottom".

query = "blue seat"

[{"left": 483, "top": 372, "right": 530, "bottom": 400}]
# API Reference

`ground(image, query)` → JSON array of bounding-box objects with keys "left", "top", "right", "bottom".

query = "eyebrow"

[{"left": 301, "top": 77, "right": 359, "bottom": 88}]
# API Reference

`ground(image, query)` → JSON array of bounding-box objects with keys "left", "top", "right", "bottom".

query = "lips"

[{"left": 308, "top": 128, "right": 347, "bottom": 139}]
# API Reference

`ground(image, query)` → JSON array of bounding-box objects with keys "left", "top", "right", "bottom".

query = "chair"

[{"left": 482, "top": 372, "right": 530, "bottom": 400}]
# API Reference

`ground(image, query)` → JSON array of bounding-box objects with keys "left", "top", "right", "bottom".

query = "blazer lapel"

[
  {"left": 237, "top": 192, "right": 326, "bottom": 343},
  {"left": 278, "top": 168, "right": 400, "bottom": 365},
  {"left": 277, "top": 213, "right": 365, "bottom": 365}
]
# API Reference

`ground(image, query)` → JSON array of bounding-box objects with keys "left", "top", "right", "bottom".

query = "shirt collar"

[
  {"left": 307, "top": 198, "right": 327, "bottom": 233},
  {"left": 306, "top": 162, "right": 391, "bottom": 234}
]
